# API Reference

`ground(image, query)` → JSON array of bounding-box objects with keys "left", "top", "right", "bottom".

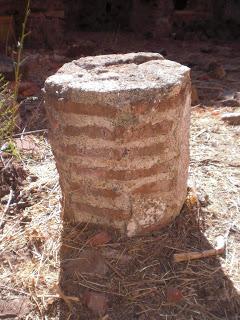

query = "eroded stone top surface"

[{"left": 45, "top": 52, "right": 190, "bottom": 104}]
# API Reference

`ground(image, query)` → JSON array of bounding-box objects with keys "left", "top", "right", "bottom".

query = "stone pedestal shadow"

[{"left": 44, "top": 52, "right": 191, "bottom": 236}]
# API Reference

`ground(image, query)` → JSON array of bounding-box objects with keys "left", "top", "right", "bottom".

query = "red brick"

[
  {"left": 74, "top": 202, "right": 130, "bottom": 220},
  {"left": 52, "top": 100, "right": 117, "bottom": 118},
  {"left": 132, "top": 179, "right": 174, "bottom": 194},
  {"left": 115, "top": 120, "right": 173, "bottom": 141},
  {"left": 61, "top": 142, "right": 166, "bottom": 159},
  {"left": 132, "top": 85, "right": 188, "bottom": 114},
  {"left": 71, "top": 160, "right": 173, "bottom": 181},
  {"left": 63, "top": 120, "right": 172, "bottom": 142},
  {"left": 69, "top": 182, "right": 121, "bottom": 199},
  {"left": 130, "top": 101, "right": 152, "bottom": 114},
  {"left": 130, "top": 142, "right": 166, "bottom": 158},
  {"left": 63, "top": 125, "right": 114, "bottom": 140}
]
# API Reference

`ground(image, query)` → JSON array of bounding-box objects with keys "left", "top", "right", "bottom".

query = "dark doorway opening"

[{"left": 173, "top": 0, "right": 188, "bottom": 10}]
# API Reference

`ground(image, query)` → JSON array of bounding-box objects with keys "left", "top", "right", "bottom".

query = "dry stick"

[
  {"left": 105, "top": 259, "right": 124, "bottom": 279},
  {"left": 3, "top": 188, "right": 13, "bottom": 215},
  {"left": 0, "top": 189, "right": 13, "bottom": 227},
  {"left": 173, "top": 236, "right": 225, "bottom": 263},
  {"left": 13, "top": 129, "right": 48, "bottom": 137}
]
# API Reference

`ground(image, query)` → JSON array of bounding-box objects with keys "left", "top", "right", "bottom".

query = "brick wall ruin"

[{"left": 0, "top": 0, "right": 240, "bottom": 50}]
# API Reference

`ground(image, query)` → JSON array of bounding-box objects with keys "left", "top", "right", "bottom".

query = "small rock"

[
  {"left": 0, "top": 297, "right": 31, "bottom": 318},
  {"left": 191, "top": 85, "right": 199, "bottom": 106},
  {"left": 83, "top": 291, "right": 108, "bottom": 316},
  {"left": 197, "top": 191, "right": 210, "bottom": 207},
  {"left": 166, "top": 287, "right": 183, "bottom": 303},
  {"left": 208, "top": 62, "right": 226, "bottom": 79},
  {"left": 221, "top": 112, "right": 240, "bottom": 125},
  {"left": 87, "top": 231, "right": 112, "bottom": 246},
  {"left": 15, "top": 136, "right": 39, "bottom": 154}
]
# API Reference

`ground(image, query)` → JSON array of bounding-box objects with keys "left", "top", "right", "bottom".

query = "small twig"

[
  {"left": 194, "top": 128, "right": 207, "bottom": 138},
  {"left": 35, "top": 245, "right": 45, "bottom": 287},
  {"left": 20, "top": 127, "right": 26, "bottom": 140},
  {"left": 173, "top": 236, "right": 225, "bottom": 263},
  {"left": 30, "top": 294, "right": 43, "bottom": 318},
  {"left": 3, "top": 188, "right": 13, "bottom": 215},
  {"left": 105, "top": 260, "right": 124, "bottom": 279},
  {"left": 0, "top": 155, "right": 13, "bottom": 169},
  {"left": 0, "top": 189, "right": 14, "bottom": 227},
  {"left": 13, "top": 129, "right": 48, "bottom": 137},
  {"left": 191, "top": 103, "right": 202, "bottom": 109},
  {"left": 77, "top": 281, "right": 124, "bottom": 297}
]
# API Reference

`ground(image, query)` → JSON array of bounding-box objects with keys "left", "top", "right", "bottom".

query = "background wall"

[{"left": 0, "top": 0, "right": 240, "bottom": 50}]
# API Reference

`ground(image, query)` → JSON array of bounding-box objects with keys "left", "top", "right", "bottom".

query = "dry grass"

[
  {"left": 0, "top": 104, "right": 239, "bottom": 319},
  {"left": 190, "top": 106, "right": 240, "bottom": 301},
  {"left": 0, "top": 137, "right": 61, "bottom": 319},
  {"left": 0, "top": 36, "right": 240, "bottom": 319}
]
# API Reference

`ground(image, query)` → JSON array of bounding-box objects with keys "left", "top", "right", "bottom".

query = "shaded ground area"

[
  {"left": 0, "top": 35, "right": 240, "bottom": 319},
  {"left": 59, "top": 205, "right": 240, "bottom": 320}
]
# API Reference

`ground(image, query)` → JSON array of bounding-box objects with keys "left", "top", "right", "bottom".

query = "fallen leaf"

[
  {"left": 83, "top": 291, "right": 108, "bottom": 316},
  {"left": 62, "top": 249, "right": 109, "bottom": 276},
  {"left": 166, "top": 287, "right": 183, "bottom": 303},
  {"left": 87, "top": 231, "right": 112, "bottom": 246}
]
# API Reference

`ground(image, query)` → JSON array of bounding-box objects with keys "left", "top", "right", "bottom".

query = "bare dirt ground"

[{"left": 0, "top": 34, "right": 240, "bottom": 319}]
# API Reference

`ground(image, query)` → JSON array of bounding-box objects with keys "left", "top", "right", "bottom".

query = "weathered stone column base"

[{"left": 44, "top": 52, "right": 191, "bottom": 236}]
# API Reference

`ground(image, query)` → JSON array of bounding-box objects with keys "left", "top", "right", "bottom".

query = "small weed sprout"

[
  {"left": 0, "top": 0, "right": 31, "bottom": 148},
  {"left": 14, "top": 0, "right": 31, "bottom": 99}
]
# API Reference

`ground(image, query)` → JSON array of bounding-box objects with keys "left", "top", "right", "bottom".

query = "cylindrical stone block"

[{"left": 44, "top": 52, "right": 191, "bottom": 236}]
